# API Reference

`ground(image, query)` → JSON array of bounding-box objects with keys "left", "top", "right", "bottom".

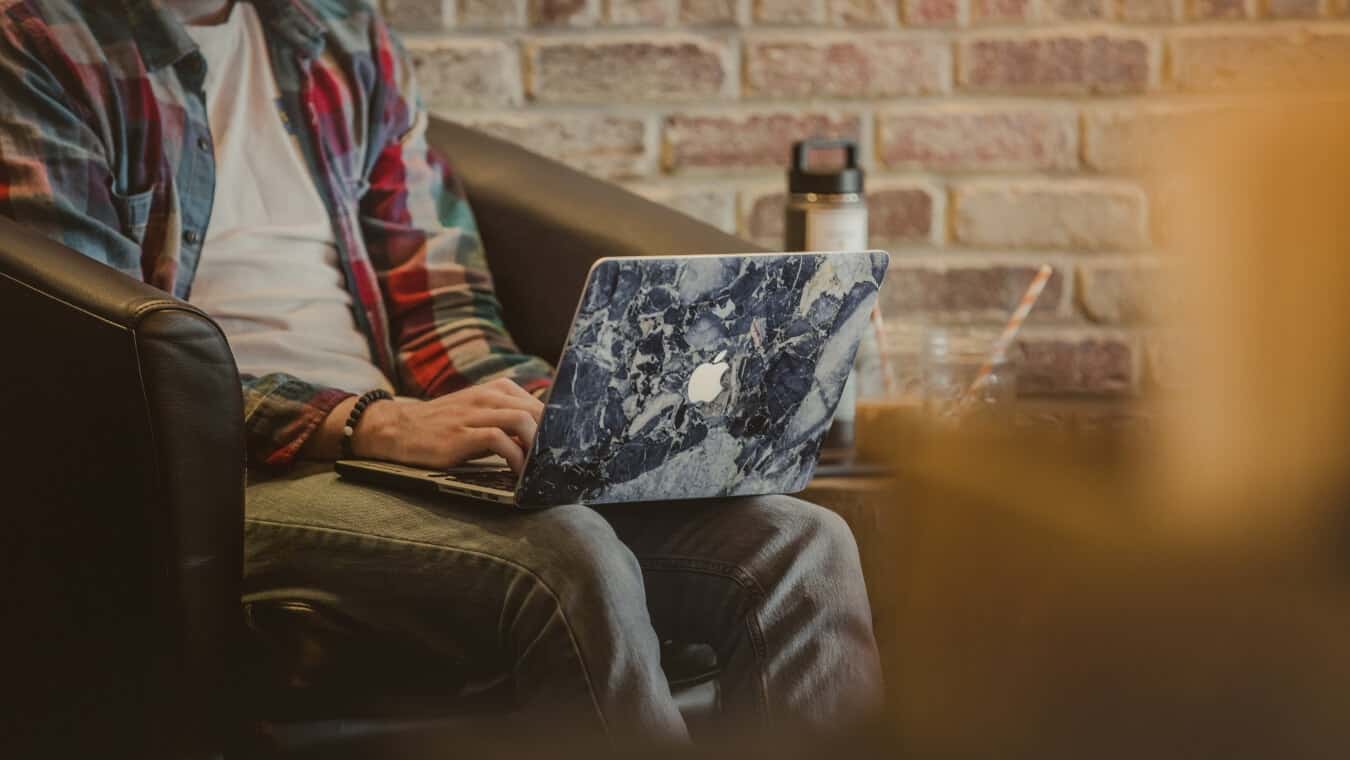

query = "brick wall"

[{"left": 381, "top": 0, "right": 1350, "bottom": 398}]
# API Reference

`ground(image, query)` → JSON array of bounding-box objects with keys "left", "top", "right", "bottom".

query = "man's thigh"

[{"left": 242, "top": 463, "right": 641, "bottom": 657}]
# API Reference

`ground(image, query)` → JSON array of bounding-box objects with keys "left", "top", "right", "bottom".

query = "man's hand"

[{"left": 303, "top": 378, "right": 545, "bottom": 472}]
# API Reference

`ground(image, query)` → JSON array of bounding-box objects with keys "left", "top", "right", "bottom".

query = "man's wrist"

[{"left": 350, "top": 397, "right": 398, "bottom": 459}]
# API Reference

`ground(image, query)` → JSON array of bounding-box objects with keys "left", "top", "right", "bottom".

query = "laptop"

[{"left": 336, "top": 250, "right": 889, "bottom": 508}]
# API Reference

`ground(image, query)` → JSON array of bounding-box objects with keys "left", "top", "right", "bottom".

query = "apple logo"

[{"left": 687, "top": 350, "right": 730, "bottom": 404}]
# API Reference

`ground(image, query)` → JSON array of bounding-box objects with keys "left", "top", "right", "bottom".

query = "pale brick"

[
  {"left": 1077, "top": 259, "right": 1167, "bottom": 324},
  {"left": 406, "top": 39, "right": 522, "bottom": 109},
  {"left": 382, "top": 0, "right": 453, "bottom": 29},
  {"left": 877, "top": 105, "right": 1078, "bottom": 171},
  {"left": 1016, "top": 335, "right": 1137, "bottom": 395},
  {"left": 972, "top": 0, "right": 1033, "bottom": 23},
  {"left": 867, "top": 183, "right": 939, "bottom": 243},
  {"left": 1171, "top": 30, "right": 1350, "bottom": 91},
  {"left": 464, "top": 114, "right": 654, "bottom": 178},
  {"left": 903, "top": 0, "right": 960, "bottom": 24},
  {"left": 1264, "top": 0, "right": 1322, "bottom": 15},
  {"left": 827, "top": 0, "right": 900, "bottom": 25},
  {"left": 959, "top": 32, "right": 1154, "bottom": 94},
  {"left": 663, "top": 111, "right": 862, "bottom": 170},
  {"left": 460, "top": 0, "right": 528, "bottom": 26},
  {"left": 526, "top": 36, "right": 731, "bottom": 104},
  {"left": 952, "top": 180, "right": 1148, "bottom": 251},
  {"left": 680, "top": 0, "right": 738, "bottom": 23},
  {"left": 1187, "top": 0, "right": 1250, "bottom": 17},
  {"left": 753, "top": 0, "right": 827, "bottom": 23},
  {"left": 1082, "top": 104, "right": 1226, "bottom": 172},
  {"left": 881, "top": 262, "right": 1066, "bottom": 317},
  {"left": 530, "top": 0, "right": 600, "bottom": 25},
  {"left": 627, "top": 185, "right": 738, "bottom": 232},
  {"left": 1043, "top": 0, "right": 1112, "bottom": 19},
  {"left": 745, "top": 34, "right": 951, "bottom": 98},
  {"left": 1145, "top": 331, "right": 1184, "bottom": 390},
  {"left": 608, "top": 0, "right": 674, "bottom": 24},
  {"left": 1118, "top": 0, "right": 1178, "bottom": 20}
]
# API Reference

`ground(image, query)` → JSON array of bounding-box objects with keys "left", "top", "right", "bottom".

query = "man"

[{"left": 0, "top": 0, "right": 882, "bottom": 744}]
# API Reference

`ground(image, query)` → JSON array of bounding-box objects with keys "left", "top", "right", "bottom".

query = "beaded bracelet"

[{"left": 341, "top": 389, "right": 393, "bottom": 459}]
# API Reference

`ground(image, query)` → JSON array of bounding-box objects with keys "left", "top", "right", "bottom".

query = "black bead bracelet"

[{"left": 341, "top": 389, "right": 393, "bottom": 459}]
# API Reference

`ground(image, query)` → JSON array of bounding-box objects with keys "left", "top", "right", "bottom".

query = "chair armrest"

[
  {"left": 427, "top": 117, "right": 766, "bottom": 364},
  {"left": 0, "top": 217, "right": 243, "bottom": 758}
]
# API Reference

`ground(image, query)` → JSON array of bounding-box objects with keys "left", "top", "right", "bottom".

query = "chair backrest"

[
  {"left": 427, "top": 117, "right": 761, "bottom": 365},
  {"left": 0, "top": 217, "right": 244, "bottom": 759}
]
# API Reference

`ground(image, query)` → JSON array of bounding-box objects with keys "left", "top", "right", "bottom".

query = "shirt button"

[
  {"left": 197, "top": 137, "right": 211, "bottom": 152},
  {"left": 183, "top": 230, "right": 201, "bottom": 246}
]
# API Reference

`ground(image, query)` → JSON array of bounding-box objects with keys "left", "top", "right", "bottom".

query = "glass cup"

[
  {"left": 853, "top": 323, "right": 925, "bottom": 465},
  {"left": 921, "top": 326, "right": 1019, "bottom": 426}
]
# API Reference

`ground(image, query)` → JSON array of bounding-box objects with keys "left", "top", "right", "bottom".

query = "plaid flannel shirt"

[{"left": 0, "top": 0, "right": 553, "bottom": 467}]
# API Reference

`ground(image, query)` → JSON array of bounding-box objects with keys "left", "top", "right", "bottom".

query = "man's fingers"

[
  {"left": 463, "top": 427, "right": 526, "bottom": 473},
  {"left": 468, "top": 389, "right": 545, "bottom": 424},
  {"left": 459, "top": 408, "right": 538, "bottom": 449}
]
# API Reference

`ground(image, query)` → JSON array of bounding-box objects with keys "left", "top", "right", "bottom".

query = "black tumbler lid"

[{"left": 789, "top": 138, "right": 864, "bottom": 194}]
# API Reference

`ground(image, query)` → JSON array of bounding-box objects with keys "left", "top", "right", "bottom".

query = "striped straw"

[{"left": 955, "top": 263, "right": 1054, "bottom": 412}]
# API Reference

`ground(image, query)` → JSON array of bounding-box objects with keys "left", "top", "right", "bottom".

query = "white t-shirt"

[{"left": 186, "top": 3, "right": 393, "bottom": 395}]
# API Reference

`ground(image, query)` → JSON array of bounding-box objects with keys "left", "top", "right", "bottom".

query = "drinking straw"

[
  {"left": 870, "top": 306, "right": 898, "bottom": 396},
  {"left": 955, "top": 264, "right": 1054, "bottom": 412}
]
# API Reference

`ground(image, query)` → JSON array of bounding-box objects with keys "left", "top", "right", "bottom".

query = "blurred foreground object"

[{"left": 879, "top": 94, "right": 1350, "bottom": 759}]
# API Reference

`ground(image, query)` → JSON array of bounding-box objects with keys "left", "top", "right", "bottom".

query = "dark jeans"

[{"left": 244, "top": 464, "right": 883, "bottom": 745}]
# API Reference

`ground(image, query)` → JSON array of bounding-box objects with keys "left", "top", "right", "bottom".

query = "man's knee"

[
  {"left": 509, "top": 504, "right": 647, "bottom": 610},
  {"left": 721, "top": 495, "right": 868, "bottom": 609}
]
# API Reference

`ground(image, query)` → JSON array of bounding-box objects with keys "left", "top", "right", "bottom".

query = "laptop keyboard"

[{"left": 443, "top": 469, "right": 518, "bottom": 492}]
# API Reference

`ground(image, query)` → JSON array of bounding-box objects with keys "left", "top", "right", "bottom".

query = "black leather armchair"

[{"left": 0, "top": 118, "right": 760, "bottom": 759}]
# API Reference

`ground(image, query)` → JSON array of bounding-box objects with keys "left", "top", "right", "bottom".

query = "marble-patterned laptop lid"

[{"left": 515, "top": 251, "right": 889, "bottom": 507}]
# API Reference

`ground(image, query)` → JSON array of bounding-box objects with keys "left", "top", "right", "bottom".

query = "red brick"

[
  {"left": 465, "top": 114, "right": 654, "bottom": 179},
  {"left": 753, "top": 0, "right": 827, "bottom": 23},
  {"left": 382, "top": 0, "right": 453, "bottom": 29},
  {"left": 1077, "top": 259, "right": 1168, "bottom": 324},
  {"left": 952, "top": 180, "right": 1149, "bottom": 251},
  {"left": 903, "top": 0, "right": 960, "bottom": 24},
  {"left": 1264, "top": 0, "right": 1322, "bottom": 14},
  {"left": 741, "top": 187, "right": 788, "bottom": 245},
  {"left": 1187, "top": 0, "right": 1251, "bottom": 17},
  {"left": 868, "top": 183, "right": 939, "bottom": 243},
  {"left": 680, "top": 0, "right": 739, "bottom": 23},
  {"left": 526, "top": 36, "right": 731, "bottom": 104},
  {"left": 1016, "top": 335, "right": 1137, "bottom": 396},
  {"left": 1170, "top": 30, "right": 1350, "bottom": 91},
  {"left": 460, "top": 0, "right": 528, "bottom": 27},
  {"left": 972, "top": 0, "right": 1033, "bottom": 23},
  {"left": 662, "top": 111, "right": 862, "bottom": 170},
  {"left": 529, "top": 0, "right": 599, "bottom": 25},
  {"left": 626, "top": 184, "right": 738, "bottom": 232},
  {"left": 827, "top": 0, "right": 900, "bottom": 25},
  {"left": 881, "top": 262, "right": 1067, "bottom": 318},
  {"left": 1043, "top": 0, "right": 1112, "bottom": 18},
  {"left": 739, "top": 183, "right": 938, "bottom": 246},
  {"left": 406, "top": 38, "right": 522, "bottom": 109},
  {"left": 961, "top": 33, "right": 1154, "bottom": 94},
  {"left": 608, "top": 0, "right": 674, "bottom": 24},
  {"left": 745, "top": 34, "right": 951, "bottom": 98},
  {"left": 877, "top": 105, "right": 1078, "bottom": 171},
  {"left": 1118, "top": 0, "right": 1178, "bottom": 20}
]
